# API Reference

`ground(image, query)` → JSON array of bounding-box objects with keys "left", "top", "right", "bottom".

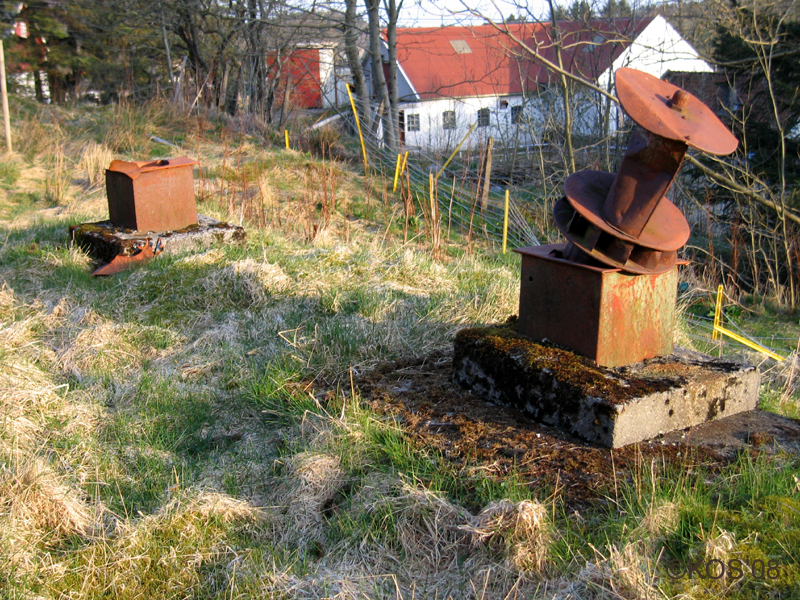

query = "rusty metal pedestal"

[{"left": 517, "top": 244, "right": 679, "bottom": 368}]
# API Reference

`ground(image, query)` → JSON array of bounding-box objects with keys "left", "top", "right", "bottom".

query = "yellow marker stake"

[
  {"left": 392, "top": 153, "right": 403, "bottom": 192},
  {"left": 712, "top": 284, "right": 723, "bottom": 341},
  {"left": 400, "top": 150, "right": 409, "bottom": 175},
  {"left": 714, "top": 325, "right": 785, "bottom": 361},
  {"left": 346, "top": 84, "right": 368, "bottom": 173},
  {"left": 284, "top": 129, "right": 290, "bottom": 150},
  {"left": 429, "top": 172, "right": 435, "bottom": 217},
  {"left": 503, "top": 189, "right": 509, "bottom": 254},
  {"left": 435, "top": 122, "right": 478, "bottom": 180}
]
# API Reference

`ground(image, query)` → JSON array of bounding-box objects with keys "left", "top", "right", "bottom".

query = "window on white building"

[
  {"left": 511, "top": 105, "right": 524, "bottom": 125},
  {"left": 443, "top": 110, "right": 456, "bottom": 130},
  {"left": 407, "top": 114, "right": 420, "bottom": 131},
  {"left": 477, "top": 108, "right": 490, "bottom": 127}
]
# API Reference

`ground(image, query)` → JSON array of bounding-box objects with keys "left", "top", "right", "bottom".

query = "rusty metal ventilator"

[{"left": 554, "top": 68, "right": 739, "bottom": 274}]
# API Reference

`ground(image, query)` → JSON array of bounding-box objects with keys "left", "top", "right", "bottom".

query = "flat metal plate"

[{"left": 615, "top": 67, "right": 738, "bottom": 156}]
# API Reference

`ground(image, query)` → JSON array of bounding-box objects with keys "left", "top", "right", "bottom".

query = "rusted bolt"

[{"left": 668, "top": 90, "right": 690, "bottom": 111}]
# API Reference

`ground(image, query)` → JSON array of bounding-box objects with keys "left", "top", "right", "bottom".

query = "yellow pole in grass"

[
  {"left": 503, "top": 189, "right": 509, "bottom": 254},
  {"left": 346, "top": 84, "right": 368, "bottom": 173},
  {"left": 284, "top": 129, "right": 290, "bottom": 150},
  {"left": 392, "top": 153, "right": 403, "bottom": 192},
  {"left": 712, "top": 284, "right": 723, "bottom": 341},
  {"left": 435, "top": 122, "right": 478, "bottom": 180},
  {"left": 713, "top": 325, "right": 785, "bottom": 361},
  {"left": 429, "top": 171, "right": 435, "bottom": 216},
  {"left": 710, "top": 284, "right": 784, "bottom": 360},
  {"left": 400, "top": 150, "right": 409, "bottom": 174}
]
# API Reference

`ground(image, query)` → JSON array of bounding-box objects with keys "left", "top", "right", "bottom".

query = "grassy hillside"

[{"left": 1, "top": 100, "right": 799, "bottom": 599}]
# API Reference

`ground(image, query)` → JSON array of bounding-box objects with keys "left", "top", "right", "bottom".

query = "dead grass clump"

[
  {"left": 78, "top": 142, "right": 115, "bottom": 188},
  {"left": 57, "top": 320, "right": 148, "bottom": 378},
  {"left": 47, "top": 490, "right": 264, "bottom": 599},
  {"left": 0, "top": 457, "right": 95, "bottom": 539},
  {"left": 13, "top": 109, "right": 55, "bottom": 159},
  {"left": 43, "top": 144, "right": 74, "bottom": 206},
  {"left": 187, "top": 490, "right": 265, "bottom": 524},
  {"left": 466, "top": 499, "right": 552, "bottom": 573},
  {"left": 41, "top": 245, "right": 93, "bottom": 271},
  {"left": 177, "top": 248, "right": 226, "bottom": 267},
  {"left": 554, "top": 542, "right": 660, "bottom": 600},
  {"left": 272, "top": 452, "right": 346, "bottom": 553},
  {"left": 637, "top": 500, "right": 679, "bottom": 540},
  {"left": 390, "top": 484, "right": 471, "bottom": 571},
  {"left": 704, "top": 527, "right": 736, "bottom": 564}
]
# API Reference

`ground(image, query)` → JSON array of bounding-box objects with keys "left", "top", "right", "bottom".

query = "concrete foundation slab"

[
  {"left": 452, "top": 323, "right": 761, "bottom": 448},
  {"left": 69, "top": 214, "right": 246, "bottom": 263}
]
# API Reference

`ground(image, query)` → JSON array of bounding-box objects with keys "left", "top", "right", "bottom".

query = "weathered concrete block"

[
  {"left": 70, "top": 214, "right": 245, "bottom": 263},
  {"left": 452, "top": 323, "right": 760, "bottom": 448}
]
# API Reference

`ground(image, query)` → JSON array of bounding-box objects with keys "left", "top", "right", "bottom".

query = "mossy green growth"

[{"left": 454, "top": 321, "right": 677, "bottom": 405}]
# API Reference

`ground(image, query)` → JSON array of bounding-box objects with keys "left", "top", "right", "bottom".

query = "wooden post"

[
  {"left": 0, "top": 40, "right": 12, "bottom": 153},
  {"left": 480, "top": 137, "right": 494, "bottom": 213}
]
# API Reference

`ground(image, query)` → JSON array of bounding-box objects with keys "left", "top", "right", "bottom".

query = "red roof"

[{"left": 394, "top": 18, "right": 653, "bottom": 100}]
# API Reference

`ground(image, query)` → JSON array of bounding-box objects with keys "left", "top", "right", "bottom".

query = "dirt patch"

[{"left": 354, "top": 351, "right": 800, "bottom": 509}]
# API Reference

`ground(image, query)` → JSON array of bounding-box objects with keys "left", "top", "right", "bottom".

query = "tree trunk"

[
  {"left": 366, "top": 0, "right": 396, "bottom": 151},
  {"left": 345, "top": 0, "right": 373, "bottom": 135},
  {"left": 385, "top": 0, "right": 403, "bottom": 150}
]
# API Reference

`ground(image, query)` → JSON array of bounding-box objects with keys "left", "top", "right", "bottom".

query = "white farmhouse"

[{"left": 377, "top": 15, "right": 713, "bottom": 151}]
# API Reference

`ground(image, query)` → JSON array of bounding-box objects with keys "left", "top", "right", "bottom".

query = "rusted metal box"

[
  {"left": 106, "top": 157, "right": 198, "bottom": 232},
  {"left": 516, "top": 244, "right": 678, "bottom": 367}
]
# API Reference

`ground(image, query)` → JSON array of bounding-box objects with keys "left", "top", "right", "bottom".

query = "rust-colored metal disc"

[
  {"left": 554, "top": 197, "right": 679, "bottom": 274},
  {"left": 615, "top": 67, "right": 738, "bottom": 156},
  {"left": 564, "top": 170, "right": 690, "bottom": 252}
]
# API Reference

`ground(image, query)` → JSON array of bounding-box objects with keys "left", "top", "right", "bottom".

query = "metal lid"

[
  {"left": 615, "top": 68, "right": 738, "bottom": 156},
  {"left": 107, "top": 156, "right": 199, "bottom": 180}
]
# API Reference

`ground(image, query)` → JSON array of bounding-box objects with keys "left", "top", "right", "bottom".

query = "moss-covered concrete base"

[
  {"left": 69, "top": 214, "right": 246, "bottom": 263},
  {"left": 452, "top": 322, "right": 761, "bottom": 448}
]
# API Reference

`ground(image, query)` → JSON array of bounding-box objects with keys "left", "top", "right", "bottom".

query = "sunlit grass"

[{"left": 0, "top": 99, "right": 798, "bottom": 599}]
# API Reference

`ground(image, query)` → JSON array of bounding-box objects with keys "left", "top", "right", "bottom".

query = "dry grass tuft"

[
  {"left": 77, "top": 142, "right": 115, "bottom": 188},
  {"left": 638, "top": 500, "right": 679, "bottom": 539},
  {"left": 704, "top": 527, "right": 736, "bottom": 563},
  {"left": 0, "top": 457, "right": 96, "bottom": 542},
  {"left": 466, "top": 499, "right": 552, "bottom": 573},
  {"left": 177, "top": 248, "right": 226, "bottom": 266},
  {"left": 390, "top": 484, "right": 471, "bottom": 571},
  {"left": 554, "top": 542, "right": 660, "bottom": 600},
  {"left": 57, "top": 319, "right": 148, "bottom": 378},
  {"left": 182, "top": 490, "right": 264, "bottom": 524},
  {"left": 272, "top": 452, "right": 346, "bottom": 552}
]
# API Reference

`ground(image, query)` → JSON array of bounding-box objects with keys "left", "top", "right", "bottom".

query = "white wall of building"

[{"left": 400, "top": 95, "right": 549, "bottom": 152}]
